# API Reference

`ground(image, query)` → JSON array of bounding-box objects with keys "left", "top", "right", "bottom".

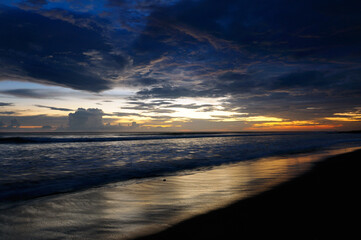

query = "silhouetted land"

[{"left": 135, "top": 149, "right": 361, "bottom": 240}]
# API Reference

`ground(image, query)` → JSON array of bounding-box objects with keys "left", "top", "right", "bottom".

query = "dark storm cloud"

[
  {"left": 0, "top": 5, "right": 128, "bottom": 92},
  {"left": 130, "top": 0, "right": 361, "bottom": 102},
  {"left": 140, "top": 0, "right": 361, "bottom": 62},
  {"left": 35, "top": 105, "right": 74, "bottom": 112}
]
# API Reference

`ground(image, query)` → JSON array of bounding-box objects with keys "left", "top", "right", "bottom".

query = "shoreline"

[{"left": 135, "top": 149, "right": 361, "bottom": 240}]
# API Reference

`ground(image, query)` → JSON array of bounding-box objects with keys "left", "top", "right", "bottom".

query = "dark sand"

[{"left": 135, "top": 149, "right": 361, "bottom": 240}]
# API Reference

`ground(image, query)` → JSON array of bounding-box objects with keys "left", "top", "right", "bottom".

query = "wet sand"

[{"left": 135, "top": 149, "right": 361, "bottom": 240}]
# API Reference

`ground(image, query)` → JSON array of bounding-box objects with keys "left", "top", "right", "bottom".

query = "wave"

[
  {"left": 1, "top": 132, "right": 361, "bottom": 208},
  {"left": 0, "top": 132, "right": 293, "bottom": 144}
]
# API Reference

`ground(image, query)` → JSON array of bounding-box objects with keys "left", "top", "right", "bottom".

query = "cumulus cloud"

[
  {"left": 66, "top": 108, "right": 144, "bottom": 131},
  {"left": 68, "top": 108, "right": 104, "bottom": 130}
]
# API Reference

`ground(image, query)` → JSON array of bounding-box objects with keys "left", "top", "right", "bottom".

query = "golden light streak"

[
  {"left": 334, "top": 112, "right": 361, "bottom": 117},
  {"left": 246, "top": 124, "right": 342, "bottom": 131},
  {"left": 325, "top": 110, "right": 361, "bottom": 122},
  {"left": 242, "top": 116, "right": 284, "bottom": 122},
  {"left": 142, "top": 124, "right": 176, "bottom": 128},
  {"left": 252, "top": 120, "right": 318, "bottom": 127},
  {"left": 247, "top": 119, "right": 343, "bottom": 131},
  {"left": 324, "top": 117, "right": 360, "bottom": 122}
]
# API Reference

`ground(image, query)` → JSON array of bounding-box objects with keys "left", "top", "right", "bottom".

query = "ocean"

[{"left": 1, "top": 131, "right": 361, "bottom": 239}]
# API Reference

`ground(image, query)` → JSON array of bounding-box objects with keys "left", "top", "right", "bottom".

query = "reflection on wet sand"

[{"left": 0, "top": 147, "right": 359, "bottom": 240}]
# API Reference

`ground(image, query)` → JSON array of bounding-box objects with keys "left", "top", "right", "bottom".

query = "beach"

[{"left": 136, "top": 149, "right": 361, "bottom": 240}]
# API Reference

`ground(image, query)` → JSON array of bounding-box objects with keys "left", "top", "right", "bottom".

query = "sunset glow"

[
  {"left": 0, "top": 0, "right": 360, "bottom": 132},
  {"left": 1, "top": 1, "right": 361, "bottom": 239}
]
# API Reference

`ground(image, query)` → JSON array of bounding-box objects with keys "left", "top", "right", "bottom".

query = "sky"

[{"left": 0, "top": 0, "right": 360, "bottom": 132}]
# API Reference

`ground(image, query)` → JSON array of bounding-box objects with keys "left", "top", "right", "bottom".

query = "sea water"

[{"left": 1, "top": 131, "right": 361, "bottom": 239}]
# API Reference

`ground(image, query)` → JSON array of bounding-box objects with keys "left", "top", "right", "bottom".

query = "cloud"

[
  {"left": 0, "top": 102, "right": 13, "bottom": 106},
  {"left": 0, "top": 111, "right": 15, "bottom": 115},
  {"left": 124, "top": 77, "right": 162, "bottom": 87},
  {"left": 147, "top": 108, "right": 175, "bottom": 114},
  {"left": 0, "top": 114, "right": 67, "bottom": 130},
  {"left": 200, "top": 72, "right": 257, "bottom": 95},
  {"left": 8, "top": 119, "right": 20, "bottom": 128},
  {"left": 129, "top": 0, "right": 361, "bottom": 100},
  {"left": 0, "top": 89, "right": 55, "bottom": 98},
  {"left": 108, "top": 112, "right": 142, "bottom": 117},
  {"left": 151, "top": 0, "right": 361, "bottom": 61},
  {"left": 136, "top": 85, "right": 200, "bottom": 99},
  {"left": 16, "top": 0, "right": 48, "bottom": 10},
  {"left": 68, "top": 108, "right": 104, "bottom": 130},
  {"left": 35, "top": 105, "right": 74, "bottom": 112},
  {"left": 39, "top": 8, "right": 110, "bottom": 32},
  {"left": 123, "top": 100, "right": 174, "bottom": 110},
  {"left": 66, "top": 108, "right": 144, "bottom": 131},
  {"left": 123, "top": 100, "right": 214, "bottom": 111},
  {"left": 0, "top": 119, "right": 21, "bottom": 129},
  {"left": 165, "top": 103, "right": 213, "bottom": 109},
  {"left": 270, "top": 69, "right": 361, "bottom": 96},
  {"left": 272, "top": 71, "right": 327, "bottom": 90},
  {"left": 0, "top": 5, "right": 128, "bottom": 92}
]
